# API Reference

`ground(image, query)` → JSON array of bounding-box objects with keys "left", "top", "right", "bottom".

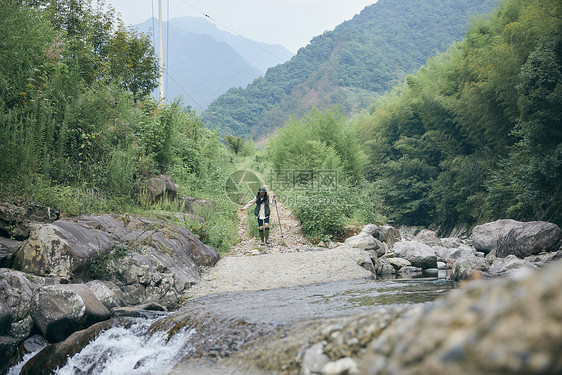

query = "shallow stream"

[{"left": 12, "top": 276, "right": 455, "bottom": 374}]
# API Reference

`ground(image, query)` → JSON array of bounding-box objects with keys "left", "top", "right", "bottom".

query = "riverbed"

[{"left": 28, "top": 276, "right": 455, "bottom": 375}]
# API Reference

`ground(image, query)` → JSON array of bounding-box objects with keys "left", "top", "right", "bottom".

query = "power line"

[
  {"left": 167, "top": 73, "right": 205, "bottom": 111},
  {"left": 176, "top": 0, "right": 286, "bottom": 63}
]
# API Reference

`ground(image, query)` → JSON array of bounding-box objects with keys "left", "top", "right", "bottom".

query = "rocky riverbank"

[{"left": 1, "top": 195, "right": 562, "bottom": 374}]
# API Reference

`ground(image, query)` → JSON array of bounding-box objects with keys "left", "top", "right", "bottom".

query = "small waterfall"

[{"left": 54, "top": 318, "right": 195, "bottom": 375}]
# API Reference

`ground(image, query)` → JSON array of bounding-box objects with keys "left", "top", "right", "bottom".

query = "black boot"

[
  {"left": 265, "top": 228, "right": 270, "bottom": 244},
  {"left": 259, "top": 230, "right": 264, "bottom": 245}
]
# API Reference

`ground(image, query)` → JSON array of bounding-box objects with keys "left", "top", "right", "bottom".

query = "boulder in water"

[
  {"left": 386, "top": 257, "right": 411, "bottom": 271},
  {"left": 470, "top": 219, "right": 521, "bottom": 254},
  {"left": 449, "top": 257, "right": 490, "bottom": 281},
  {"left": 392, "top": 241, "right": 437, "bottom": 269},
  {"left": 30, "top": 284, "right": 110, "bottom": 343},
  {"left": 496, "top": 221, "right": 561, "bottom": 258},
  {"left": 345, "top": 233, "right": 386, "bottom": 257}
]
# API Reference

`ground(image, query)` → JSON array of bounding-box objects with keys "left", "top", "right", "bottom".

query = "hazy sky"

[{"left": 106, "top": 0, "right": 377, "bottom": 53}]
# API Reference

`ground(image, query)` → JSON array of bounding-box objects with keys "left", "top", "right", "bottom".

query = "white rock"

[{"left": 321, "top": 357, "right": 359, "bottom": 375}]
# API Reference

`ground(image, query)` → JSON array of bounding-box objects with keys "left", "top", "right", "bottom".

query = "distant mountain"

[
  {"left": 201, "top": 0, "right": 499, "bottom": 139},
  {"left": 134, "top": 18, "right": 293, "bottom": 110},
  {"left": 169, "top": 17, "right": 294, "bottom": 74}
]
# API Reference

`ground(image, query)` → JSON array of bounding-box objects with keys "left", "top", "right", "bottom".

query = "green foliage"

[
  {"left": 88, "top": 244, "right": 130, "bottom": 280},
  {"left": 353, "top": 0, "right": 562, "bottom": 229},
  {"left": 202, "top": 0, "right": 498, "bottom": 140},
  {"left": 287, "top": 181, "right": 386, "bottom": 242},
  {"left": 0, "top": 0, "right": 241, "bottom": 254},
  {"left": 267, "top": 108, "right": 366, "bottom": 180}
]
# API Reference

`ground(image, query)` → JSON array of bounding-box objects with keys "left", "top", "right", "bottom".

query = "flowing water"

[{"left": 13, "top": 276, "right": 454, "bottom": 374}]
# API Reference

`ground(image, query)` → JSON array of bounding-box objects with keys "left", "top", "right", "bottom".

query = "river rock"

[
  {"left": 367, "top": 259, "right": 562, "bottom": 374},
  {"left": 111, "top": 302, "right": 167, "bottom": 318},
  {"left": 386, "top": 257, "right": 411, "bottom": 271},
  {"left": 30, "top": 284, "right": 110, "bottom": 343},
  {"left": 449, "top": 257, "right": 490, "bottom": 281},
  {"left": 345, "top": 233, "right": 386, "bottom": 257},
  {"left": 0, "top": 302, "right": 12, "bottom": 335},
  {"left": 0, "top": 202, "right": 59, "bottom": 240},
  {"left": 376, "top": 226, "right": 401, "bottom": 248},
  {"left": 392, "top": 242, "right": 437, "bottom": 269},
  {"left": 489, "top": 255, "right": 538, "bottom": 276},
  {"left": 397, "top": 266, "right": 423, "bottom": 274},
  {"left": 302, "top": 342, "right": 330, "bottom": 375},
  {"left": 375, "top": 257, "right": 395, "bottom": 276},
  {"left": 0, "top": 336, "right": 19, "bottom": 373},
  {"left": 440, "top": 237, "right": 462, "bottom": 249},
  {"left": 413, "top": 229, "right": 442, "bottom": 247},
  {"left": 322, "top": 357, "right": 359, "bottom": 375},
  {"left": 361, "top": 224, "right": 379, "bottom": 238},
  {"left": 0, "top": 270, "right": 40, "bottom": 341},
  {"left": 433, "top": 245, "right": 479, "bottom": 263},
  {"left": 470, "top": 219, "right": 521, "bottom": 254},
  {"left": 524, "top": 251, "right": 562, "bottom": 267},
  {"left": 496, "top": 221, "right": 561, "bottom": 258},
  {"left": 86, "top": 280, "right": 124, "bottom": 310}
]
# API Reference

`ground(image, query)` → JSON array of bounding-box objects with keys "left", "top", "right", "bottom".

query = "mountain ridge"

[
  {"left": 134, "top": 17, "right": 293, "bottom": 109},
  {"left": 202, "top": 0, "right": 499, "bottom": 139}
]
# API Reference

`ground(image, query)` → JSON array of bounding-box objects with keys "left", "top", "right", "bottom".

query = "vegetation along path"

[{"left": 184, "top": 181, "right": 372, "bottom": 299}]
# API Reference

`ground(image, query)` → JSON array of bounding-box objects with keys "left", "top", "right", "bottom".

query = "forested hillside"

[
  {"left": 351, "top": 0, "right": 562, "bottom": 230},
  {"left": 0, "top": 0, "right": 240, "bottom": 252},
  {"left": 203, "top": 0, "right": 498, "bottom": 139}
]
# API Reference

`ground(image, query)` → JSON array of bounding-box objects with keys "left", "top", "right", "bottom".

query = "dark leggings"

[{"left": 258, "top": 217, "right": 270, "bottom": 231}]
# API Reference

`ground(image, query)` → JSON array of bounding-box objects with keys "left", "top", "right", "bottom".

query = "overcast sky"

[{"left": 106, "top": 0, "right": 377, "bottom": 53}]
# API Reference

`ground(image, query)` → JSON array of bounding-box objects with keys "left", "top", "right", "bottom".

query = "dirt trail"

[
  {"left": 231, "top": 181, "right": 312, "bottom": 256},
  {"left": 184, "top": 178, "right": 372, "bottom": 299}
]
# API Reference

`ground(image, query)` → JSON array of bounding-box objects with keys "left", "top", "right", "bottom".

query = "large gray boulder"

[
  {"left": 0, "top": 302, "right": 12, "bottom": 335},
  {"left": 413, "top": 229, "right": 442, "bottom": 247},
  {"left": 434, "top": 245, "right": 479, "bottom": 263},
  {"left": 496, "top": 221, "right": 561, "bottom": 258},
  {"left": 489, "top": 255, "right": 538, "bottom": 276},
  {"left": 470, "top": 219, "right": 521, "bottom": 254},
  {"left": 386, "top": 257, "right": 411, "bottom": 271},
  {"left": 14, "top": 221, "right": 113, "bottom": 280},
  {"left": 139, "top": 174, "right": 177, "bottom": 203},
  {"left": 20, "top": 320, "right": 113, "bottom": 375},
  {"left": 86, "top": 280, "right": 125, "bottom": 310},
  {"left": 449, "top": 257, "right": 490, "bottom": 281},
  {"left": 345, "top": 233, "right": 386, "bottom": 257},
  {"left": 375, "top": 257, "right": 396, "bottom": 276},
  {"left": 0, "top": 270, "right": 40, "bottom": 341},
  {"left": 13, "top": 214, "right": 219, "bottom": 309},
  {"left": 367, "top": 259, "right": 562, "bottom": 374},
  {"left": 30, "top": 284, "right": 110, "bottom": 343},
  {"left": 392, "top": 241, "right": 437, "bottom": 269}
]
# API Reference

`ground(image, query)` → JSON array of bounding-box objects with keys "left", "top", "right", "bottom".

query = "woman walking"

[{"left": 242, "top": 187, "right": 272, "bottom": 245}]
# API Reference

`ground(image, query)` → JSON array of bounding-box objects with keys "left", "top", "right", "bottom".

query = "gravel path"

[{"left": 185, "top": 179, "right": 372, "bottom": 299}]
